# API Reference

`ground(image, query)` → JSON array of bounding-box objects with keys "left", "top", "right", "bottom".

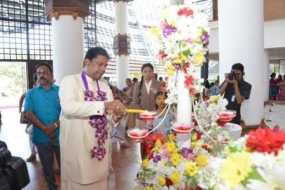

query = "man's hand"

[
  {"left": 112, "top": 112, "right": 124, "bottom": 123},
  {"left": 42, "top": 124, "right": 57, "bottom": 138},
  {"left": 104, "top": 100, "right": 126, "bottom": 115},
  {"left": 225, "top": 73, "right": 238, "bottom": 86}
]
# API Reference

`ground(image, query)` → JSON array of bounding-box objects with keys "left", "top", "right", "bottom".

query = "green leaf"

[
  {"left": 182, "top": 49, "right": 191, "bottom": 57},
  {"left": 229, "top": 145, "right": 239, "bottom": 153},
  {"left": 243, "top": 169, "right": 264, "bottom": 185}
]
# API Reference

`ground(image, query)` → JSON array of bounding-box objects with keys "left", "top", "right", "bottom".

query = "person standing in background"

[
  {"left": 209, "top": 80, "right": 220, "bottom": 96},
  {"left": 132, "top": 63, "right": 163, "bottom": 159},
  {"left": 19, "top": 74, "right": 38, "bottom": 162},
  {"left": 152, "top": 92, "right": 175, "bottom": 135},
  {"left": 24, "top": 62, "right": 61, "bottom": 190},
  {"left": 219, "top": 63, "right": 252, "bottom": 125},
  {"left": 132, "top": 63, "right": 163, "bottom": 129}
]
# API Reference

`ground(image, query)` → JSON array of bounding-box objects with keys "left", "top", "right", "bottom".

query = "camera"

[{"left": 228, "top": 71, "right": 236, "bottom": 80}]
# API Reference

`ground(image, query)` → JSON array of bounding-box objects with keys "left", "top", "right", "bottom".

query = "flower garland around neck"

[{"left": 82, "top": 71, "right": 108, "bottom": 161}]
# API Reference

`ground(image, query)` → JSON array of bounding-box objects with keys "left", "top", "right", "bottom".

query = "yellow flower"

[
  {"left": 191, "top": 142, "right": 202, "bottom": 147},
  {"left": 173, "top": 53, "right": 187, "bottom": 64},
  {"left": 142, "top": 159, "right": 149, "bottom": 167},
  {"left": 209, "top": 95, "right": 219, "bottom": 103},
  {"left": 153, "top": 140, "right": 162, "bottom": 152},
  {"left": 185, "top": 161, "right": 199, "bottom": 177},
  {"left": 166, "top": 142, "right": 177, "bottom": 153},
  {"left": 166, "top": 69, "right": 175, "bottom": 76},
  {"left": 158, "top": 177, "right": 166, "bottom": 186},
  {"left": 196, "top": 155, "right": 208, "bottom": 167},
  {"left": 168, "top": 133, "right": 176, "bottom": 141},
  {"left": 170, "top": 153, "right": 181, "bottom": 166},
  {"left": 192, "top": 52, "right": 204, "bottom": 66},
  {"left": 155, "top": 140, "right": 162, "bottom": 148},
  {"left": 149, "top": 27, "right": 160, "bottom": 37},
  {"left": 145, "top": 186, "right": 153, "bottom": 190},
  {"left": 220, "top": 152, "right": 252, "bottom": 188},
  {"left": 170, "top": 172, "right": 180, "bottom": 184},
  {"left": 152, "top": 146, "right": 160, "bottom": 152},
  {"left": 166, "top": 63, "right": 176, "bottom": 76},
  {"left": 170, "top": 20, "right": 177, "bottom": 27},
  {"left": 191, "top": 134, "right": 197, "bottom": 141}
]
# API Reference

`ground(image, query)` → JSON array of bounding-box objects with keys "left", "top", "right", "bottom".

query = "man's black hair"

[
  {"left": 83, "top": 47, "right": 110, "bottom": 67},
  {"left": 232, "top": 63, "right": 244, "bottom": 73},
  {"left": 35, "top": 62, "right": 52, "bottom": 73}
]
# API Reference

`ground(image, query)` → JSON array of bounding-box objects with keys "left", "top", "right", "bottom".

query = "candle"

[{"left": 125, "top": 109, "right": 146, "bottom": 114}]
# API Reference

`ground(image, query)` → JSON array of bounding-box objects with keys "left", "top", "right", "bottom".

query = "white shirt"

[{"left": 145, "top": 80, "right": 152, "bottom": 94}]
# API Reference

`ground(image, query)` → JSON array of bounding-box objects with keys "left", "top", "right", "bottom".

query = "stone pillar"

[
  {"left": 218, "top": 0, "right": 264, "bottom": 125},
  {"left": 113, "top": 0, "right": 130, "bottom": 89},
  {"left": 44, "top": 0, "right": 89, "bottom": 85},
  {"left": 264, "top": 50, "right": 270, "bottom": 101}
]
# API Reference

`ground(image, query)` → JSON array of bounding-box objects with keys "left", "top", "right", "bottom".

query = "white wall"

[
  {"left": 264, "top": 18, "right": 285, "bottom": 48},
  {"left": 208, "top": 21, "right": 219, "bottom": 53},
  {"left": 209, "top": 18, "right": 285, "bottom": 53}
]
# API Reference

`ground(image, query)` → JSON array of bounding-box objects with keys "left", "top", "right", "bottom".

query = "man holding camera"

[{"left": 219, "top": 63, "right": 252, "bottom": 125}]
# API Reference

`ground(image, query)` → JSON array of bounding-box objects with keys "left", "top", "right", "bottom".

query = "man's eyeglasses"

[{"left": 37, "top": 71, "right": 51, "bottom": 76}]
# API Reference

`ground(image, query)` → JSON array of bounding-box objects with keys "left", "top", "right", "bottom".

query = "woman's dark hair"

[
  {"left": 35, "top": 62, "right": 52, "bottom": 73},
  {"left": 155, "top": 91, "right": 168, "bottom": 110},
  {"left": 83, "top": 47, "right": 110, "bottom": 67},
  {"left": 270, "top": 72, "right": 276, "bottom": 78},
  {"left": 138, "top": 63, "right": 154, "bottom": 97}
]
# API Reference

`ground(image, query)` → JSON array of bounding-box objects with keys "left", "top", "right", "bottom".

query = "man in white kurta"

[{"left": 59, "top": 47, "right": 126, "bottom": 190}]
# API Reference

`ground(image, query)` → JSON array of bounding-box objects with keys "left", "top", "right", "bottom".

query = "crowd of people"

[
  {"left": 17, "top": 46, "right": 256, "bottom": 189},
  {"left": 18, "top": 47, "right": 170, "bottom": 190},
  {"left": 269, "top": 72, "right": 285, "bottom": 100}
]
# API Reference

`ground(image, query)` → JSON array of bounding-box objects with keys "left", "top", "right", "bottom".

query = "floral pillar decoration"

[{"left": 149, "top": 4, "right": 210, "bottom": 128}]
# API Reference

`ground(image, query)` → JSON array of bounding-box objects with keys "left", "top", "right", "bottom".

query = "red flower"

[
  {"left": 182, "top": 62, "right": 190, "bottom": 73},
  {"left": 189, "top": 88, "right": 196, "bottom": 94},
  {"left": 156, "top": 53, "right": 168, "bottom": 60},
  {"left": 204, "top": 96, "right": 210, "bottom": 101},
  {"left": 195, "top": 93, "right": 201, "bottom": 99},
  {"left": 184, "top": 76, "right": 195, "bottom": 86},
  {"left": 202, "top": 144, "right": 211, "bottom": 152},
  {"left": 216, "top": 119, "right": 227, "bottom": 127},
  {"left": 246, "top": 127, "right": 285, "bottom": 155},
  {"left": 165, "top": 177, "right": 173, "bottom": 187},
  {"left": 177, "top": 7, "right": 194, "bottom": 17},
  {"left": 196, "top": 132, "right": 203, "bottom": 140}
]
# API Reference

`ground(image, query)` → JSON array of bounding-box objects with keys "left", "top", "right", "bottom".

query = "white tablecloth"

[{"left": 264, "top": 104, "right": 285, "bottom": 130}]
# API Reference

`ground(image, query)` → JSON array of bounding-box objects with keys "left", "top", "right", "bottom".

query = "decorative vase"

[
  {"left": 177, "top": 71, "right": 192, "bottom": 125},
  {"left": 176, "top": 71, "right": 192, "bottom": 147}
]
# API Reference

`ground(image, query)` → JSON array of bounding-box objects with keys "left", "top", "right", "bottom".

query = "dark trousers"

[{"left": 36, "top": 141, "right": 60, "bottom": 190}]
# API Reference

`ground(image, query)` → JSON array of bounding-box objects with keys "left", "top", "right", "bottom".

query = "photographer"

[{"left": 219, "top": 63, "right": 252, "bottom": 125}]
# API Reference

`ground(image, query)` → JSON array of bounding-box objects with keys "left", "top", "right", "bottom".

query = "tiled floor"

[{"left": 0, "top": 108, "right": 141, "bottom": 190}]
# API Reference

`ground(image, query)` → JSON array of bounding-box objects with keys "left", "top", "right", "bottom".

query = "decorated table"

[{"left": 124, "top": 2, "right": 285, "bottom": 190}]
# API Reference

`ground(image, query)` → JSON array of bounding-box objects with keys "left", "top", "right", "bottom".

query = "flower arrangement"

[
  {"left": 135, "top": 127, "right": 285, "bottom": 190},
  {"left": 194, "top": 95, "right": 228, "bottom": 126},
  {"left": 149, "top": 4, "right": 209, "bottom": 105},
  {"left": 135, "top": 133, "right": 215, "bottom": 190}
]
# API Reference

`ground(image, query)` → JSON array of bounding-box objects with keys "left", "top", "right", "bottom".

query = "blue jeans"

[{"left": 36, "top": 141, "right": 60, "bottom": 190}]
